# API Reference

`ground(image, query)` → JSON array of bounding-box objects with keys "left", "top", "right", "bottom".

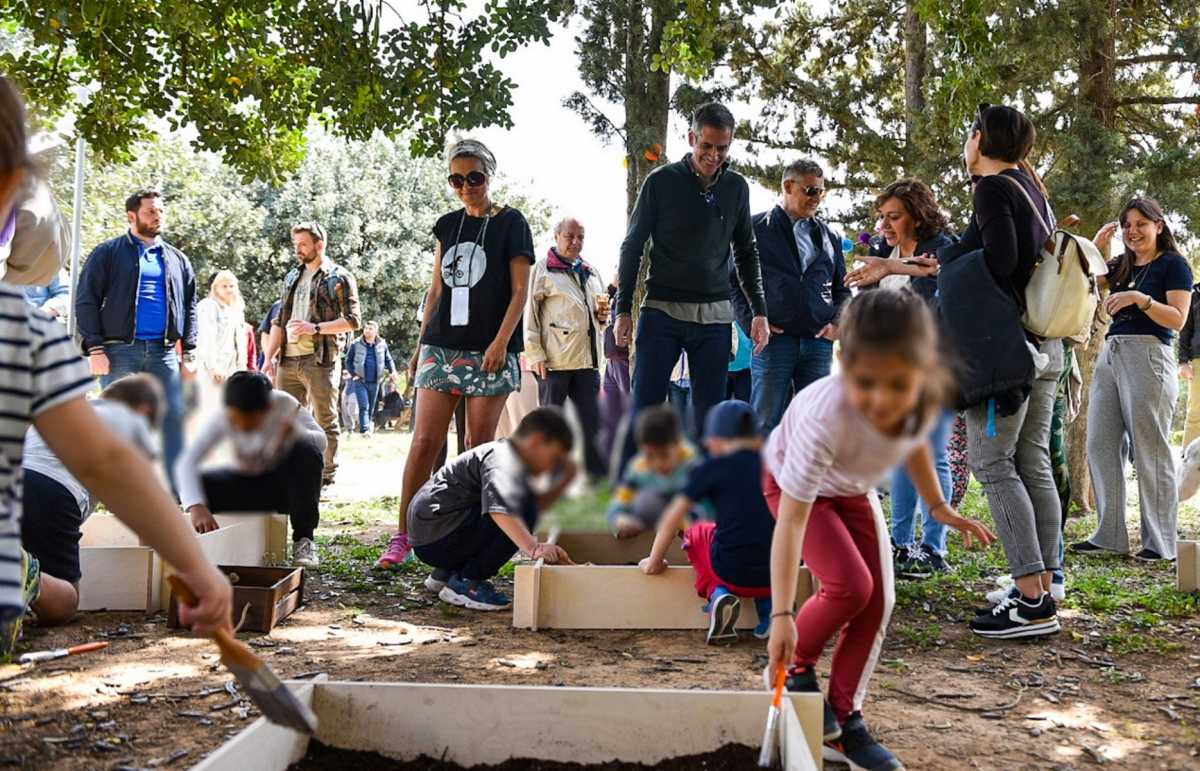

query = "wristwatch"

[{"left": 313, "top": 322, "right": 322, "bottom": 335}]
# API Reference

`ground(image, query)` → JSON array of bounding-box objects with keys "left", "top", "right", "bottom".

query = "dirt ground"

[{"left": 2, "top": 432, "right": 1199, "bottom": 770}]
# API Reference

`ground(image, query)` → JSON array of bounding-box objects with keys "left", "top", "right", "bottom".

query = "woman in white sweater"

[{"left": 194, "top": 270, "right": 248, "bottom": 413}]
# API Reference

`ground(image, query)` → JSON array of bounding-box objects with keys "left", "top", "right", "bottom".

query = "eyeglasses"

[
  {"left": 971, "top": 102, "right": 991, "bottom": 134},
  {"left": 448, "top": 171, "right": 488, "bottom": 190},
  {"left": 801, "top": 185, "right": 825, "bottom": 197}
]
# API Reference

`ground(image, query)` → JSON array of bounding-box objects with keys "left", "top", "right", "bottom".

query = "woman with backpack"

[
  {"left": 944, "top": 104, "right": 1064, "bottom": 640},
  {"left": 844, "top": 179, "right": 958, "bottom": 578},
  {"left": 1073, "top": 197, "right": 1191, "bottom": 562}
]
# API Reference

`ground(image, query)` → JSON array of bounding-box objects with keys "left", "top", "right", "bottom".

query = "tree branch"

[
  {"left": 1114, "top": 96, "right": 1200, "bottom": 106},
  {"left": 1114, "top": 54, "right": 1190, "bottom": 66}
]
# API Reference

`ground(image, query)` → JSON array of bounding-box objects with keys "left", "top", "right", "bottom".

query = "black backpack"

[{"left": 937, "top": 242, "right": 1033, "bottom": 414}]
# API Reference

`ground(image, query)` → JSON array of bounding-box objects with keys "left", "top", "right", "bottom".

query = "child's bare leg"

[{"left": 30, "top": 575, "right": 78, "bottom": 626}]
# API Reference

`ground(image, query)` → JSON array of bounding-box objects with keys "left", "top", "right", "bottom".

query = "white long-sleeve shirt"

[{"left": 175, "top": 391, "right": 326, "bottom": 510}]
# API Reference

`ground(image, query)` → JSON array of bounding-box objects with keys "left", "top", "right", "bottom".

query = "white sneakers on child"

[{"left": 293, "top": 538, "right": 319, "bottom": 568}]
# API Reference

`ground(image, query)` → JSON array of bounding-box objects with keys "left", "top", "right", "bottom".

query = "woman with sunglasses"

[
  {"left": 845, "top": 179, "right": 958, "bottom": 579},
  {"left": 376, "top": 138, "right": 541, "bottom": 575},
  {"left": 1073, "top": 197, "right": 1190, "bottom": 562},
  {"left": 950, "top": 104, "right": 1065, "bottom": 640}
]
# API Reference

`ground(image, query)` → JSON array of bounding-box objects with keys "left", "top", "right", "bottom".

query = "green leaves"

[{"left": 4, "top": 0, "right": 565, "bottom": 181}]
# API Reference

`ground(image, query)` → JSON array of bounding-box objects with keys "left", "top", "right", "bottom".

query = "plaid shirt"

[{"left": 273, "top": 257, "right": 361, "bottom": 366}]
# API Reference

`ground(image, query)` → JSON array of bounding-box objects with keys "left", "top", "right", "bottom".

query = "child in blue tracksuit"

[{"left": 640, "top": 400, "right": 775, "bottom": 644}]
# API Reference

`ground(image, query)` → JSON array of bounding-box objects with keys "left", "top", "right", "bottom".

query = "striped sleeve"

[{"left": 29, "top": 313, "right": 93, "bottom": 417}]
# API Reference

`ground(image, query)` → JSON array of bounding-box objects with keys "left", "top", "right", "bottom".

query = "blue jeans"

[
  {"left": 621, "top": 308, "right": 730, "bottom": 469},
  {"left": 750, "top": 334, "right": 834, "bottom": 432},
  {"left": 352, "top": 379, "right": 380, "bottom": 433},
  {"left": 102, "top": 341, "right": 184, "bottom": 492},
  {"left": 890, "top": 410, "right": 954, "bottom": 554}
]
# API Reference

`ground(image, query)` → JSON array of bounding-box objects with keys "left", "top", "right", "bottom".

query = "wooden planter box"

[
  {"left": 192, "top": 680, "right": 822, "bottom": 771},
  {"left": 514, "top": 529, "right": 813, "bottom": 631},
  {"left": 77, "top": 513, "right": 289, "bottom": 612},
  {"left": 166, "top": 565, "right": 304, "bottom": 633},
  {"left": 1180, "top": 541, "right": 1199, "bottom": 593}
]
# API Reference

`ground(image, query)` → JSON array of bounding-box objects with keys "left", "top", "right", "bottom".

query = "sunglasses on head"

[
  {"left": 448, "top": 171, "right": 488, "bottom": 190},
  {"left": 970, "top": 102, "right": 992, "bottom": 134}
]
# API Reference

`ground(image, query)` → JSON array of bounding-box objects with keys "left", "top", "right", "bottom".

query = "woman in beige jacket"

[{"left": 524, "top": 217, "right": 610, "bottom": 480}]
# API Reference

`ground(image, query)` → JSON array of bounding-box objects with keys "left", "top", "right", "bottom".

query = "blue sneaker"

[
  {"left": 438, "top": 575, "right": 511, "bottom": 611},
  {"left": 753, "top": 597, "right": 771, "bottom": 639},
  {"left": 706, "top": 587, "right": 740, "bottom": 645},
  {"left": 825, "top": 711, "right": 904, "bottom": 770}
]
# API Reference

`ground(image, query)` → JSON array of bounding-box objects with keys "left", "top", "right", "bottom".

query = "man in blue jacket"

[
  {"left": 345, "top": 321, "right": 398, "bottom": 434},
  {"left": 75, "top": 189, "right": 197, "bottom": 490},
  {"left": 733, "top": 159, "right": 849, "bottom": 432}
]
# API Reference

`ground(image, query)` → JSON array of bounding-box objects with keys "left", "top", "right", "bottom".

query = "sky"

[{"left": 473, "top": 20, "right": 782, "bottom": 282}]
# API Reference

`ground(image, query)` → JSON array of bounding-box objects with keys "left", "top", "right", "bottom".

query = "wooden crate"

[
  {"left": 166, "top": 565, "right": 304, "bottom": 632},
  {"left": 192, "top": 681, "right": 822, "bottom": 771},
  {"left": 77, "top": 513, "right": 289, "bottom": 612},
  {"left": 1179, "top": 541, "right": 1199, "bottom": 593},
  {"left": 535, "top": 529, "right": 688, "bottom": 565}
]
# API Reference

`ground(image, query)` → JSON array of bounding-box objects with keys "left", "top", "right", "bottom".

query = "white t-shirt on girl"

[{"left": 763, "top": 374, "right": 933, "bottom": 503}]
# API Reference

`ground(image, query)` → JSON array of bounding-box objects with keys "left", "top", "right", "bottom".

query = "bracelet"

[
  {"left": 1140, "top": 296, "right": 1154, "bottom": 312},
  {"left": 770, "top": 611, "right": 795, "bottom": 619}
]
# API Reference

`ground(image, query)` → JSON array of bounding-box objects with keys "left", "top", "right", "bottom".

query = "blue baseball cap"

[{"left": 704, "top": 399, "right": 758, "bottom": 439}]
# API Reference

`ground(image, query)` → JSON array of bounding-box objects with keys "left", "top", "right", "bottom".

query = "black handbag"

[{"left": 937, "top": 243, "right": 1033, "bottom": 414}]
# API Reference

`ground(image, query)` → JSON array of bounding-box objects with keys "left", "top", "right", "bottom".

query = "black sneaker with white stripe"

[
  {"left": 824, "top": 711, "right": 904, "bottom": 770},
  {"left": 969, "top": 592, "right": 1060, "bottom": 639}
]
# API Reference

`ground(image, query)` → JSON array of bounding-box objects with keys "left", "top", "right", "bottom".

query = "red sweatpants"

[{"left": 764, "top": 471, "right": 893, "bottom": 722}]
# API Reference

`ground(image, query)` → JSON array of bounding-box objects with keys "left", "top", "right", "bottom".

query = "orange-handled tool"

[
  {"left": 168, "top": 575, "right": 317, "bottom": 734},
  {"left": 758, "top": 665, "right": 787, "bottom": 767},
  {"left": 18, "top": 641, "right": 108, "bottom": 664}
]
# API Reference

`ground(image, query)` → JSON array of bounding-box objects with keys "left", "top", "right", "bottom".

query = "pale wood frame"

[
  {"left": 77, "top": 513, "right": 288, "bottom": 612},
  {"left": 192, "top": 681, "right": 822, "bottom": 770},
  {"left": 1179, "top": 541, "right": 1199, "bottom": 593}
]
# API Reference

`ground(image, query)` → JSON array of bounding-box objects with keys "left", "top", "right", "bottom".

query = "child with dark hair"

[
  {"left": 410, "top": 407, "right": 577, "bottom": 611},
  {"left": 640, "top": 400, "right": 775, "bottom": 645},
  {"left": 21, "top": 375, "right": 164, "bottom": 625},
  {"left": 177, "top": 371, "right": 327, "bottom": 567},
  {"left": 765, "top": 290, "right": 995, "bottom": 771},
  {"left": 606, "top": 406, "right": 702, "bottom": 538}
]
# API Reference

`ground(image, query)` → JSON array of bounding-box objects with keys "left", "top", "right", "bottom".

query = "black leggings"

[
  {"left": 201, "top": 440, "right": 323, "bottom": 541},
  {"left": 414, "top": 512, "right": 523, "bottom": 582}
]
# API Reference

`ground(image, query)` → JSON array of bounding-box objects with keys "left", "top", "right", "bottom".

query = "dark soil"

[{"left": 288, "top": 741, "right": 762, "bottom": 770}]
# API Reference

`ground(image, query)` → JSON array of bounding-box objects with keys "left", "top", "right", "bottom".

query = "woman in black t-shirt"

[
  {"left": 376, "top": 138, "right": 540, "bottom": 571},
  {"left": 1074, "top": 197, "right": 1191, "bottom": 562}
]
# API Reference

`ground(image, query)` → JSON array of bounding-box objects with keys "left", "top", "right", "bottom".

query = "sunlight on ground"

[
  {"left": 486, "top": 651, "right": 557, "bottom": 673},
  {"left": 8, "top": 658, "right": 207, "bottom": 712},
  {"left": 1032, "top": 703, "right": 1147, "bottom": 762}
]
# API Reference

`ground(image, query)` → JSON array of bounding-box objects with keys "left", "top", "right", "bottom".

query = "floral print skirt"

[{"left": 413, "top": 344, "right": 521, "bottom": 397}]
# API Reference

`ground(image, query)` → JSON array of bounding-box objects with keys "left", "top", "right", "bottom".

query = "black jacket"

[
  {"left": 74, "top": 231, "right": 198, "bottom": 354},
  {"left": 732, "top": 205, "right": 849, "bottom": 338},
  {"left": 1180, "top": 285, "right": 1200, "bottom": 362},
  {"left": 864, "top": 232, "right": 956, "bottom": 305},
  {"left": 617, "top": 156, "right": 767, "bottom": 316}
]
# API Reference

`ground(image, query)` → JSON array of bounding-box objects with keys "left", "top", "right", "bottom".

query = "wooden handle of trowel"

[{"left": 167, "top": 575, "right": 260, "bottom": 669}]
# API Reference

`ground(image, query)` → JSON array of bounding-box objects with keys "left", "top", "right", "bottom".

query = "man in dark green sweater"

[{"left": 614, "top": 102, "right": 769, "bottom": 466}]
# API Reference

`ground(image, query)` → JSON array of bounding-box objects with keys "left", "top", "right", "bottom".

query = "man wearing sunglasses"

[
  {"left": 733, "top": 159, "right": 848, "bottom": 432},
  {"left": 615, "top": 102, "right": 769, "bottom": 468}
]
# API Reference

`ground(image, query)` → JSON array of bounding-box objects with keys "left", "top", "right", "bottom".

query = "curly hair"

[{"left": 874, "top": 178, "right": 951, "bottom": 242}]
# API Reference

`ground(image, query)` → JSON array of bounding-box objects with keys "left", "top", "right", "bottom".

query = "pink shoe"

[{"left": 375, "top": 532, "right": 414, "bottom": 570}]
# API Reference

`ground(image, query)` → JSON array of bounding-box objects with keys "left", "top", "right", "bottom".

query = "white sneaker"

[
  {"left": 1050, "top": 580, "right": 1066, "bottom": 602},
  {"left": 985, "top": 576, "right": 1014, "bottom": 605},
  {"left": 293, "top": 538, "right": 319, "bottom": 568}
]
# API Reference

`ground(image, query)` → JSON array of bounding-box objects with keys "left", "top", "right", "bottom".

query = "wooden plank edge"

[
  {"left": 189, "top": 677, "right": 321, "bottom": 771},
  {"left": 1178, "top": 540, "right": 1199, "bottom": 593}
]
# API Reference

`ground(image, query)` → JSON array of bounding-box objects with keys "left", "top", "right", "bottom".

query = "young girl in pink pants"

[{"left": 763, "top": 289, "right": 996, "bottom": 771}]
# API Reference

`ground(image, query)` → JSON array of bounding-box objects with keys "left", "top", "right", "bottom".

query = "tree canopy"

[{"left": 4, "top": 0, "right": 565, "bottom": 181}]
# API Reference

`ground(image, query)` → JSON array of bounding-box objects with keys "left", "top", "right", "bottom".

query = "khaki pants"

[
  {"left": 277, "top": 355, "right": 340, "bottom": 483},
  {"left": 1184, "top": 373, "right": 1200, "bottom": 451}
]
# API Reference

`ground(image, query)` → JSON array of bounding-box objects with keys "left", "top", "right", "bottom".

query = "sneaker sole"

[
  {"left": 898, "top": 569, "right": 932, "bottom": 580},
  {"left": 438, "top": 585, "right": 510, "bottom": 612},
  {"left": 823, "top": 745, "right": 905, "bottom": 771},
  {"left": 706, "top": 594, "right": 740, "bottom": 644},
  {"left": 971, "top": 617, "right": 1061, "bottom": 639}
]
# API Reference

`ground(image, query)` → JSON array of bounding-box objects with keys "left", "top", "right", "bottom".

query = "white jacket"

[
  {"left": 195, "top": 297, "right": 248, "bottom": 377},
  {"left": 524, "top": 250, "right": 607, "bottom": 372}
]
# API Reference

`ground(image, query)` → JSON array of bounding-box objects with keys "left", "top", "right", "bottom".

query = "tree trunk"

[
  {"left": 1066, "top": 0, "right": 1119, "bottom": 514},
  {"left": 902, "top": 0, "right": 927, "bottom": 174}
]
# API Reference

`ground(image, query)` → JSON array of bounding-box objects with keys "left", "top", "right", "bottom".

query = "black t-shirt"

[
  {"left": 422, "top": 206, "right": 535, "bottom": 353},
  {"left": 683, "top": 449, "right": 774, "bottom": 588},
  {"left": 960, "top": 169, "right": 1052, "bottom": 299},
  {"left": 1107, "top": 250, "right": 1193, "bottom": 344}
]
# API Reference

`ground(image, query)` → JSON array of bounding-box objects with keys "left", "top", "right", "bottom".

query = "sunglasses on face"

[
  {"left": 801, "top": 185, "right": 825, "bottom": 197},
  {"left": 970, "top": 102, "right": 992, "bottom": 135},
  {"left": 448, "top": 171, "right": 488, "bottom": 190}
]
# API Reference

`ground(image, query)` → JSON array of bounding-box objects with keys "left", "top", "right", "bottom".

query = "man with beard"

[
  {"left": 75, "top": 189, "right": 197, "bottom": 491},
  {"left": 262, "top": 222, "right": 361, "bottom": 487}
]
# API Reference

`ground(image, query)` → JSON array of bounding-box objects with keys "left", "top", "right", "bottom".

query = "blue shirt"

[
  {"left": 729, "top": 324, "right": 752, "bottom": 372},
  {"left": 363, "top": 345, "right": 378, "bottom": 383},
  {"left": 1107, "top": 250, "right": 1193, "bottom": 345},
  {"left": 683, "top": 449, "right": 774, "bottom": 588},
  {"left": 134, "top": 237, "right": 168, "bottom": 340}
]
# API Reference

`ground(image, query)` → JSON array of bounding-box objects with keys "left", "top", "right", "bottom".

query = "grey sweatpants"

[
  {"left": 966, "top": 340, "right": 1063, "bottom": 578},
  {"left": 1086, "top": 335, "right": 1178, "bottom": 558}
]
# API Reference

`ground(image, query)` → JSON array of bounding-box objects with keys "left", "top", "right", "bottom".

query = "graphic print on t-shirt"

[{"left": 441, "top": 242, "right": 488, "bottom": 289}]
